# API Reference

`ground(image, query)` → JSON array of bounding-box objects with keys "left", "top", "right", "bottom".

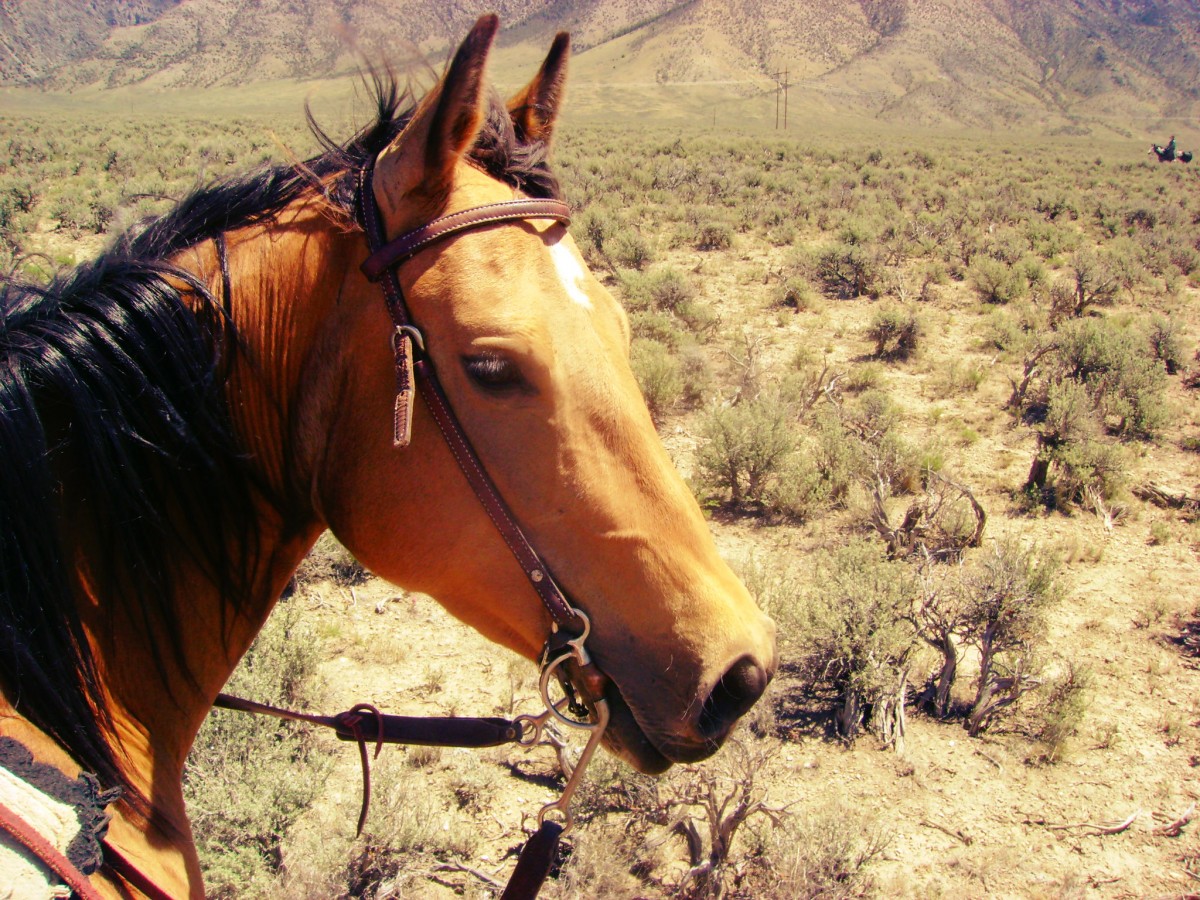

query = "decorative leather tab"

[{"left": 392, "top": 330, "right": 415, "bottom": 448}]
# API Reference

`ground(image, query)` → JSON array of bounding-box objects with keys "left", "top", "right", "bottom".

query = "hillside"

[{"left": 2, "top": 0, "right": 1200, "bottom": 129}]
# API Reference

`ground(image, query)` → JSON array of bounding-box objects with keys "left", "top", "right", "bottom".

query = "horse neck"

[
  {"left": 121, "top": 208, "right": 349, "bottom": 744},
  {"left": 78, "top": 210, "right": 343, "bottom": 840}
]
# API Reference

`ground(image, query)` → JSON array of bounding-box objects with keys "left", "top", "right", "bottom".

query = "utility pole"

[{"left": 769, "top": 69, "right": 790, "bottom": 129}]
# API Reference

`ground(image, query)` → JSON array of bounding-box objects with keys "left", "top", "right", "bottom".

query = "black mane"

[{"left": 0, "top": 72, "right": 558, "bottom": 799}]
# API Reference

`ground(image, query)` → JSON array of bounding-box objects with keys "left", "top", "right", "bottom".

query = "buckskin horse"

[{"left": 0, "top": 14, "right": 775, "bottom": 899}]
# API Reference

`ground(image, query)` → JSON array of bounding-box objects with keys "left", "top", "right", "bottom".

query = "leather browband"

[{"left": 361, "top": 199, "right": 572, "bottom": 282}]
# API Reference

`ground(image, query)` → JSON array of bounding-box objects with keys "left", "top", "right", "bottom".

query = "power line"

[{"left": 768, "top": 69, "right": 790, "bottom": 129}]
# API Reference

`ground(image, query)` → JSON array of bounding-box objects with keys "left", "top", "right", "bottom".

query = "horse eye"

[{"left": 463, "top": 353, "right": 529, "bottom": 393}]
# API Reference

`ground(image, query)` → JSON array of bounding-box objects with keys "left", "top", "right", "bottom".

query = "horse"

[
  {"left": 1150, "top": 142, "right": 1193, "bottom": 163},
  {"left": 0, "top": 15, "right": 776, "bottom": 898}
]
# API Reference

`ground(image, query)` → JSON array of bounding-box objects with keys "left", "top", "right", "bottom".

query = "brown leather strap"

[
  {"left": 362, "top": 200, "right": 572, "bottom": 281},
  {"left": 354, "top": 164, "right": 581, "bottom": 632},
  {"left": 0, "top": 797, "right": 106, "bottom": 900},
  {"left": 498, "top": 820, "right": 564, "bottom": 900},
  {"left": 412, "top": 357, "right": 580, "bottom": 626},
  {"left": 101, "top": 840, "right": 178, "bottom": 900},
  {"left": 212, "top": 693, "right": 520, "bottom": 747}
]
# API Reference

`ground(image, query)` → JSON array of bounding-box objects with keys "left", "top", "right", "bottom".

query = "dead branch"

[
  {"left": 1043, "top": 810, "right": 1141, "bottom": 835},
  {"left": 975, "top": 748, "right": 1004, "bottom": 773},
  {"left": 429, "top": 862, "right": 505, "bottom": 890},
  {"left": 929, "top": 470, "right": 987, "bottom": 549},
  {"left": 1153, "top": 801, "right": 1196, "bottom": 837},
  {"left": 1134, "top": 483, "right": 1200, "bottom": 513},
  {"left": 1008, "top": 342, "right": 1058, "bottom": 411},
  {"left": 920, "top": 818, "right": 974, "bottom": 846},
  {"left": 794, "top": 362, "right": 845, "bottom": 417},
  {"left": 723, "top": 331, "right": 766, "bottom": 404},
  {"left": 1084, "top": 485, "right": 1116, "bottom": 533},
  {"left": 673, "top": 817, "right": 705, "bottom": 867},
  {"left": 869, "top": 469, "right": 986, "bottom": 561}
]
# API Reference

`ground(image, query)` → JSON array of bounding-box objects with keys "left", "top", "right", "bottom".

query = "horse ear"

[
  {"left": 373, "top": 15, "right": 498, "bottom": 225},
  {"left": 508, "top": 32, "right": 570, "bottom": 145}
]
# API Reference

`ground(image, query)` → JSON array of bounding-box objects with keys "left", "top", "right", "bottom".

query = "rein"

[{"left": 217, "top": 169, "right": 609, "bottom": 900}]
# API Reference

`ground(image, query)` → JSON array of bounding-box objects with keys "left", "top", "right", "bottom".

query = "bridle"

[
  {"left": 352, "top": 159, "right": 613, "bottom": 728},
  {"left": 318, "top": 164, "right": 611, "bottom": 896}
]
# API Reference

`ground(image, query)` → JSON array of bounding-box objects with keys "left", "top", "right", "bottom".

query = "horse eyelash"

[{"left": 463, "top": 353, "right": 529, "bottom": 391}]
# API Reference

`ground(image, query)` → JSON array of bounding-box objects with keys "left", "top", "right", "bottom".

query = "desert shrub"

[
  {"left": 631, "top": 337, "right": 683, "bottom": 423},
  {"left": 961, "top": 540, "right": 1065, "bottom": 736},
  {"left": 969, "top": 256, "right": 1027, "bottom": 304},
  {"left": 815, "top": 242, "right": 886, "bottom": 299},
  {"left": 1148, "top": 315, "right": 1187, "bottom": 375},
  {"left": 548, "top": 819, "right": 646, "bottom": 899},
  {"left": 618, "top": 266, "right": 713, "bottom": 338},
  {"left": 869, "top": 470, "right": 986, "bottom": 565},
  {"left": 678, "top": 344, "right": 715, "bottom": 406},
  {"left": 628, "top": 309, "right": 687, "bottom": 348},
  {"left": 609, "top": 227, "right": 653, "bottom": 269},
  {"left": 837, "top": 390, "right": 925, "bottom": 494},
  {"left": 762, "top": 451, "right": 833, "bottom": 523},
  {"left": 561, "top": 734, "right": 786, "bottom": 899},
  {"left": 793, "top": 539, "right": 919, "bottom": 747},
  {"left": 776, "top": 275, "right": 820, "bottom": 312},
  {"left": 644, "top": 266, "right": 697, "bottom": 311},
  {"left": 982, "top": 308, "right": 1029, "bottom": 354},
  {"left": 745, "top": 800, "right": 889, "bottom": 899},
  {"left": 929, "top": 358, "right": 985, "bottom": 397},
  {"left": 1064, "top": 248, "right": 1121, "bottom": 315},
  {"left": 1025, "top": 378, "right": 1127, "bottom": 510},
  {"left": 696, "top": 391, "right": 799, "bottom": 513},
  {"left": 842, "top": 361, "right": 886, "bottom": 393},
  {"left": 807, "top": 410, "right": 868, "bottom": 507},
  {"left": 693, "top": 220, "right": 734, "bottom": 251},
  {"left": 184, "top": 601, "right": 332, "bottom": 898},
  {"left": 572, "top": 206, "right": 617, "bottom": 262},
  {"left": 335, "top": 754, "right": 482, "bottom": 898},
  {"left": 1054, "top": 317, "right": 1169, "bottom": 438},
  {"left": 1029, "top": 662, "right": 1092, "bottom": 764},
  {"left": 866, "top": 306, "right": 922, "bottom": 360},
  {"left": 49, "top": 194, "right": 91, "bottom": 237}
]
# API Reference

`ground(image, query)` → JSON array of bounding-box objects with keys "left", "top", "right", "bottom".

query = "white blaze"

[{"left": 549, "top": 240, "right": 593, "bottom": 309}]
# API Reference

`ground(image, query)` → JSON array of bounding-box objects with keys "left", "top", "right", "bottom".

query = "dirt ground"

[{"left": 292, "top": 504, "right": 1200, "bottom": 897}]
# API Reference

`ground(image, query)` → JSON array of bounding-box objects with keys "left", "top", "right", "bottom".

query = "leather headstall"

[
  {"left": 353, "top": 164, "right": 584, "bottom": 639},
  {"left": 215, "top": 166, "right": 612, "bottom": 900}
]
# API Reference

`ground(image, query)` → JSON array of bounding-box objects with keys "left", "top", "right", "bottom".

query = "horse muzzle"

[{"left": 575, "top": 649, "right": 776, "bottom": 774}]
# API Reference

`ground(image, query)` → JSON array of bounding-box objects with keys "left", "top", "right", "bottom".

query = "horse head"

[{"left": 299, "top": 16, "right": 776, "bottom": 772}]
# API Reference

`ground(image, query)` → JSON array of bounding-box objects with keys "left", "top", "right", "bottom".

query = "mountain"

[{"left": 2, "top": 0, "right": 1198, "bottom": 129}]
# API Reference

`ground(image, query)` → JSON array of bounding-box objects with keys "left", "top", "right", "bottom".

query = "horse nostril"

[{"left": 697, "top": 656, "right": 770, "bottom": 739}]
